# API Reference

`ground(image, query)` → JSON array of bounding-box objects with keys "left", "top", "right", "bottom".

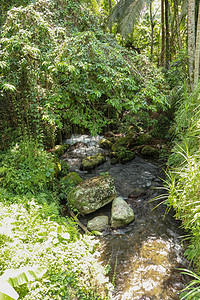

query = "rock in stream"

[{"left": 63, "top": 135, "right": 190, "bottom": 299}]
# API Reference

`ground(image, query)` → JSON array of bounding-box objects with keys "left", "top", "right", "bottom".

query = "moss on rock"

[
  {"left": 135, "top": 133, "right": 153, "bottom": 145},
  {"left": 111, "top": 137, "right": 128, "bottom": 152},
  {"left": 67, "top": 175, "right": 117, "bottom": 214},
  {"left": 98, "top": 138, "right": 112, "bottom": 150},
  {"left": 80, "top": 154, "right": 106, "bottom": 171},
  {"left": 116, "top": 147, "right": 135, "bottom": 164}
]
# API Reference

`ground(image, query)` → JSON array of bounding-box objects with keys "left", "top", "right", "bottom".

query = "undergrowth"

[
  {"left": 0, "top": 190, "right": 113, "bottom": 299},
  {"left": 0, "top": 140, "right": 113, "bottom": 299},
  {"left": 166, "top": 86, "right": 200, "bottom": 299}
]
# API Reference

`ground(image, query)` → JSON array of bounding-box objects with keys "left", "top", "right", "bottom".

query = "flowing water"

[{"left": 63, "top": 135, "right": 190, "bottom": 300}]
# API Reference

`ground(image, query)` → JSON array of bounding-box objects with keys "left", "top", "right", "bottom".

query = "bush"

[
  {"left": 0, "top": 139, "right": 55, "bottom": 194},
  {"left": 0, "top": 191, "right": 113, "bottom": 299}
]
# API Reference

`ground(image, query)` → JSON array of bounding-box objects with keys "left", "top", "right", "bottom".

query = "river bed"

[{"left": 63, "top": 135, "right": 190, "bottom": 299}]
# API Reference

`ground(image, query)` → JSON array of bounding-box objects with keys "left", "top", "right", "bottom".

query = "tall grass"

[{"left": 166, "top": 85, "right": 200, "bottom": 299}]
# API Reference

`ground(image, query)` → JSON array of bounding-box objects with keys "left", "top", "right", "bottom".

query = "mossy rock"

[
  {"left": 111, "top": 133, "right": 136, "bottom": 152},
  {"left": 67, "top": 175, "right": 117, "bottom": 214},
  {"left": 87, "top": 216, "right": 109, "bottom": 231},
  {"left": 141, "top": 146, "right": 160, "bottom": 158},
  {"left": 98, "top": 138, "right": 112, "bottom": 150},
  {"left": 52, "top": 144, "right": 69, "bottom": 157},
  {"left": 110, "top": 157, "right": 118, "bottom": 165},
  {"left": 124, "top": 131, "right": 136, "bottom": 148},
  {"left": 135, "top": 133, "right": 153, "bottom": 145},
  {"left": 109, "top": 152, "right": 118, "bottom": 164},
  {"left": 60, "top": 172, "right": 83, "bottom": 187},
  {"left": 106, "top": 137, "right": 116, "bottom": 143},
  {"left": 80, "top": 154, "right": 106, "bottom": 171},
  {"left": 111, "top": 197, "right": 134, "bottom": 229},
  {"left": 111, "top": 137, "right": 128, "bottom": 152},
  {"left": 116, "top": 147, "right": 135, "bottom": 164}
]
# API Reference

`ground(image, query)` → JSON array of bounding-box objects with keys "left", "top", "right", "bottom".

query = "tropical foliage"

[
  {"left": 165, "top": 86, "right": 200, "bottom": 298},
  {"left": 0, "top": 0, "right": 170, "bottom": 149},
  {"left": 0, "top": 190, "right": 112, "bottom": 299},
  {"left": 0, "top": 140, "right": 55, "bottom": 194},
  {"left": 2, "top": 0, "right": 200, "bottom": 298}
]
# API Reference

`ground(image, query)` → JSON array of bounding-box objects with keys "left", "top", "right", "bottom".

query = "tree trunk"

[
  {"left": 161, "top": 0, "right": 165, "bottom": 66},
  {"left": 188, "top": 0, "right": 196, "bottom": 90},
  {"left": 165, "top": 0, "right": 170, "bottom": 68},
  {"left": 170, "top": 8, "right": 176, "bottom": 60},
  {"left": 194, "top": 4, "right": 200, "bottom": 87},
  {"left": 174, "top": 0, "right": 182, "bottom": 49},
  {"left": 150, "top": 0, "right": 154, "bottom": 61}
]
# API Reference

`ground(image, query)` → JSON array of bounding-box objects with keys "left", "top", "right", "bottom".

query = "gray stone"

[
  {"left": 111, "top": 197, "right": 134, "bottom": 229},
  {"left": 87, "top": 216, "right": 109, "bottom": 231},
  {"left": 67, "top": 175, "right": 117, "bottom": 214}
]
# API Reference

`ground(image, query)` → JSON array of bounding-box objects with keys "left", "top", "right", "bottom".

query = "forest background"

[{"left": 1, "top": 0, "right": 200, "bottom": 298}]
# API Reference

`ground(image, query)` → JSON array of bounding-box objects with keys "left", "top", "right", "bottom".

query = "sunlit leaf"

[{"left": 0, "top": 281, "right": 19, "bottom": 300}]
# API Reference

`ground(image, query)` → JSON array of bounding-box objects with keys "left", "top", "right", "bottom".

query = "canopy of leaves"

[{"left": 0, "top": 0, "right": 170, "bottom": 147}]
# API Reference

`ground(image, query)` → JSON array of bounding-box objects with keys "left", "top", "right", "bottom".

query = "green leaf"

[
  {"left": 0, "top": 266, "right": 47, "bottom": 288},
  {"left": 0, "top": 281, "right": 19, "bottom": 300},
  {"left": 2, "top": 83, "right": 16, "bottom": 92}
]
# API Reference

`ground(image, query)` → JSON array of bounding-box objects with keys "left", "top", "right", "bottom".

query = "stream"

[{"left": 63, "top": 135, "right": 190, "bottom": 300}]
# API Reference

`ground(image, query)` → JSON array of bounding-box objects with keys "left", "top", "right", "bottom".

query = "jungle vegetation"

[{"left": 1, "top": 0, "right": 200, "bottom": 298}]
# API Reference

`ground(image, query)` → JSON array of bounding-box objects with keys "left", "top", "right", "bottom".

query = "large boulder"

[
  {"left": 80, "top": 154, "right": 106, "bottom": 171},
  {"left": 67, "top": 175, "right": 117, "bottom": 214},
  {"left": 111, "top": 197, "right": 134, "bottom": 229},
  {"left": 87, "top": 216, "right": 109, "bottom": 231}
]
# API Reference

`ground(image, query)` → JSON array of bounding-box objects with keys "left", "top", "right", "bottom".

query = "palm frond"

[{"left": 109, "top": 0, "right": 149, "bottom": 36}]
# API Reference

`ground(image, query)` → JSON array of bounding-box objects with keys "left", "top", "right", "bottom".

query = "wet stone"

[
  {"left": 67, "top": 175, "right": 117, "bottom": 215},
  {"left": 63, "top": 134, "right": 190, "bottom": 299},
  {"left": 111, "top": 197, "right": 134, "bottom": 229},
  {"left": 87, "top": 216, "right": 109, "bottom": 231}
]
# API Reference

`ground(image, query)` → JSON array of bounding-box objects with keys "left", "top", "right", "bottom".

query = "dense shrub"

[
  {"left": 0, "top": 140, "right": 55, "bottom": 194},
  {"left": 0, "top": 191, "right": 113, "bottom": 299}
]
